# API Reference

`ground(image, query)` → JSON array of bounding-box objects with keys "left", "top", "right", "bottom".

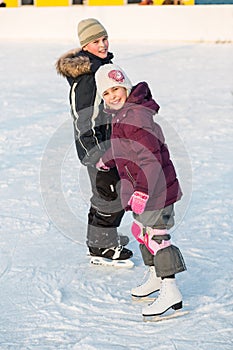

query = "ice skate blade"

[
  {"left": 90, "top": 256, "right": 134, "bottom": 268},
  {"left": 143, "top": 310, "right": 189, "bottom": 322}
]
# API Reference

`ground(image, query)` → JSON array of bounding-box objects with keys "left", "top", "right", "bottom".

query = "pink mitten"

[
  {"left": 128, "top": 191, "right": 149, "bottom": 214},
  {"left": 96, "top": 158, "right": 110, "bottom": 171}
]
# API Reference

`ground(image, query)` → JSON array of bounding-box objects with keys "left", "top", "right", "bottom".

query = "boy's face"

[
  {"left": 83, "top": 36, "right": 109, "bottom": 59},
  {"left": 103, "top": 86, "right": 127, "bottom": 110}
]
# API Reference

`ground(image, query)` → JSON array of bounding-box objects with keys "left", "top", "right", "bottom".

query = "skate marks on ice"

[{"left": 0, "top": 249, "right": 12, "bottom": 280}]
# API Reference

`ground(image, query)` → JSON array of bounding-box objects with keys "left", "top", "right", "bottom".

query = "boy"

[{"left": 56, "top": 19, "right": 133, "bottom": 264}]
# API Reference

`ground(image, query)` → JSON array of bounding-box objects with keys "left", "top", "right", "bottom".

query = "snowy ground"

[{"left": 0, "top": 40, "right": 233, "bottom": 349}]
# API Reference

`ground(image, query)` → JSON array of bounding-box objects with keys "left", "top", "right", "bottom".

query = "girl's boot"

[
  {"left": 142, "top": 278, "right": 182, "bottom": 316},
  {"left": 131, "top": 266, "right": 161, "bottom": 298}
]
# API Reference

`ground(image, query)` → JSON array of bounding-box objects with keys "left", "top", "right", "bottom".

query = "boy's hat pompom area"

[
  {"left": 95, "top": 64, "right": 133, "bottom": 97},
  {"left": 78, "top": 18, "right": 108, "bottom": 47}
]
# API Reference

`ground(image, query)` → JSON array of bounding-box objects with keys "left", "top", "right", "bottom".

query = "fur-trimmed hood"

[
  {"left": 55, "top": 48, "right": 91, "bottom": 79},
  {"left": 55, "top": 48, "right": 114, "bottom": 80}
]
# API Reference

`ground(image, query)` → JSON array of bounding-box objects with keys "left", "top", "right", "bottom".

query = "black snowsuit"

[{"left": 56, "top": 48, "right": 124, "bottom": 248}]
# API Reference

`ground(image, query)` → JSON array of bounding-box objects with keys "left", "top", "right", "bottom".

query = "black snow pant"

[{"left": 86, "top": 165, "right": 125, "bottom": 249}]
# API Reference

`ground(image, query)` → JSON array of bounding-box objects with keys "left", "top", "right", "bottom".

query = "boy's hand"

[{"left": 128, "top": 191, "right": 149, "bottom": 214}]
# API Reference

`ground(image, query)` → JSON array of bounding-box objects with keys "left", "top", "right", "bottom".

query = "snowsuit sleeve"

[
  {"left": 101, "top": 147, "right": 116, "bottom": 168},
  {"left": 123, "top": 111, "right": 164, "bottom": 196},
  {"left": 70, "top": 74, "right": 106, "bottom": 166}
]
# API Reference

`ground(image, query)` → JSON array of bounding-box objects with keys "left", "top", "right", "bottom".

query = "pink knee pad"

[
  {"left": 131, "top": 221, "right": 145, "bottom": 244},
  {"left": 144, "top": 228, "right": 171, "bottom": 255}
]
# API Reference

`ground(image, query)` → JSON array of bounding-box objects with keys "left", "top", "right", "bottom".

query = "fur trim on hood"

[{"left": 55, "top": 48, "right": 91, "bottom": 79}]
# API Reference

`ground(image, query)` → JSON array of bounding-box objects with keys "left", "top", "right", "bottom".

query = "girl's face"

[
  {"left": 83, "top": 36, "right": 109, "bottom": 59},
  {"left": 103, "top": 86, "right": 128, "bottom": 110}
]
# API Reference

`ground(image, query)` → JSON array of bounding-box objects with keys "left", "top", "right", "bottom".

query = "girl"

[{"left": 95, "top": 64, "right": 186, "bottom": 317}]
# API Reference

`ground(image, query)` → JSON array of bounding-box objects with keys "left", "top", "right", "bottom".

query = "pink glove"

[
  {"left": 96, "top": 158, "right": 110, "bottom": 171},
  {"left": 128, "top": 191, "right": 149, "bottom": 214}
]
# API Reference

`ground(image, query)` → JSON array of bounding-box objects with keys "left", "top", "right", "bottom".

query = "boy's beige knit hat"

[{"left": 78, "top": 18, "right": 108, "bottom": 47}]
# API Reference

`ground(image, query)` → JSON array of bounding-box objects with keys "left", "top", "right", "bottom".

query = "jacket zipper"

[{"left": 125, "top": 166, "right": 135, "bottom": 185}]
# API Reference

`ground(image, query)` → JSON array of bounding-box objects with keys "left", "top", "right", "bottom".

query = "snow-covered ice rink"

[{"left": 0, "top": 40, "right": 232, "bottom": 349}]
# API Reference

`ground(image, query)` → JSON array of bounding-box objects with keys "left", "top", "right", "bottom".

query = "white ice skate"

[
  {"left": 131, "top": 266, "right": 161, "bottom": 300},
  {"left": 142, "top": 278, "right": 188, "bottom": 322}
]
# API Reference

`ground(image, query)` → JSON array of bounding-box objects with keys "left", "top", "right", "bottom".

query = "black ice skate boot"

[
  {"left": 89, "top": 245, "right": 133, "bottom": 260},
  {"left": 89, "top": 245, "right": 134, "bottom": 268}
]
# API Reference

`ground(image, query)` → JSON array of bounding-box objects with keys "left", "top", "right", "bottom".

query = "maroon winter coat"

[{"left": 102, "top": 82, "right": 182, "bottom": 211}]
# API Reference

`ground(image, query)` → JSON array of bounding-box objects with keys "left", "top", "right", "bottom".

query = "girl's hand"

[{"left": 128, "top": 191, "right": 149, "bottom": 214}]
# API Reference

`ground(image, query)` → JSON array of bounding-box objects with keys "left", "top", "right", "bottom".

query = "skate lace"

[
  {"left": 111, "top": 245, "right": 123, "bottom": 260},
  {"left": 102, "top": 245, "right": 123, "bottom": 260},
  {"left": 155, "top": 279, "right": 167, "bottom": 302}
]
